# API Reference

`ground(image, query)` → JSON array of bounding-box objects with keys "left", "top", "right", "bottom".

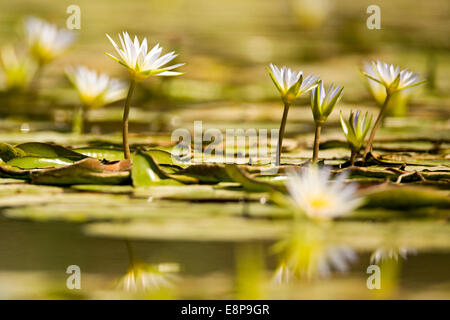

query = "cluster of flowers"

[
  {"left": 1, "top": 17, "right": 426, "bottom": 222},
  {"left": 267, "top": 61, "right": 424, "bottom": 220}
]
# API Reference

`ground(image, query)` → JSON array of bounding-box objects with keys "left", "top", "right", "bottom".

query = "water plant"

[
  {"left": 0, "top": 45, "right": 36, "bottom": 91},
  {"left": 310, "top": 80, "right": 343, "bottom": 163},
  {"left": 24, "top": 16, "right": 75, "bottom": 90},
  {"left": 267, "top": 63, "right": 318, "bottom": 166},
  {"left": 339, "top": 110, "right": 373, "bottom": 165},
  {"left": 285, "top": 165, "right": 362, "bottom": 220},
  {"left": 65, "top": 66, "right": 127, "bottom": 134},
  {"left": 361, "top": 61, "right": 424, "bottom": 159},
  {"left": 106, "top": 32, "right": 184, "bottom": 159}
]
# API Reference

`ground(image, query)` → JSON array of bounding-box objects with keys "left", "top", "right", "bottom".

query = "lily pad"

[
  {"left": 6, "top": 157, "right": 74, "bottom": 169},
  {"left": 15, "top": 142, "right": 87, "bottom": 160},
  {"left": 30, "top": 158, "right": 132, "bottom": 185}
]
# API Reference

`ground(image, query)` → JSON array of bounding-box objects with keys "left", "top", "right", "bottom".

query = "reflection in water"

[
  {"left": 370, "top": 247, "right": 417, "bottom": 265},
  {"left": 117, "top": 241, "right": 179, "bottom": 293},
  {"left": 368, "top": 247, "right": 417, "bottom": 299},
  {"left": 271, "top": 227, "right": 357, "bottom": 283},
  {"left": 235, "top": 243, "right": 266, "bottom": 299}
]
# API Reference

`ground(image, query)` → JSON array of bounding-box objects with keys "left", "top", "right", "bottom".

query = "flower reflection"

[
  {"left": 272, "top": 229, "right": 357, "bottom": 283},
  {"left": 118, "top": 241, "right": 179, "bottom": 293},
  {"left": 118, "top": 261, "right": 179, "bottom": 292},
  {"left": 370, "top": 247, "right": 417, "bottom": 265}
]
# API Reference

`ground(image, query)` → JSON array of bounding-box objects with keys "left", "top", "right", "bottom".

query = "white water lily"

[
  {"left": 311, "top": 80, "right": 344, "bottom": 124},
  {"left": 362, "top": 60, "right": 424, "bottom": 94},
  {"left": 0, "top": 45, "right": 36, "bottom": 90},
  {"left": 24, "top": 16, "right": 75, "bottom": 65},
  {"left": 106, "top": 32, "right": 184, "bottom": 81},
  {"left": 362, "top": 62, "right": 414, "bottom": 116},
  {"left": 267, "top": 63, "right": 318, "bottom": 166},
  {"left": 66, "top": 66, "right": 127, "bottom": 108},
  {"left": 286, "top": 166, "right": 362, "bottom": 220},
  {"left": 118, "top": 261, "right": 179, "bottom": 292},
  {"left": 267, "top": 63, "right": 318, "bottom": 103},
  {"left": 340, "top": 110, "right": 373, "bottom": 153}
]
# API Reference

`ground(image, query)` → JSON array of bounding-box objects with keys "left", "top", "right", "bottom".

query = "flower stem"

[
  {"left": 29, "top": 63, "right": 44, "bottom": 93},
  {"left": 312, "top": 123, "right": 322, "bottom": 164},
  {"left": 276, "top": 102, "right": 290, "bottom": 166},
  {"left": 363, "top": 93, "right": 391, "bottom": 159},
  {"left": 350, "top": 149, "right": 357, "bottom": 166},
  {"left": 123, "top": 79, "right": 136, "bottom": 160},
  {"left": 72, "top": 104, "right": 85, "bottom": 135}
]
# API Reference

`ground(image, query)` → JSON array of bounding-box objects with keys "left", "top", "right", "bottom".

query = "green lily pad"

[
  {"left": 30, "top": 158, "right": 131, "bottom": 185},
  {"left": 74, "top": 147, "right": 124, "bottom": 161},
  {"left": 362, "top": 185, "right": 450, "bottom": 209},
  {"left": 6, "top": 157, "right": 74, "bottom": 169},
  {"left": 225, "top": 165, "right": 286, "bottom": 192},
  {"left": 15, "top": 142, "right": 87, "bottom": 160},
  {"left": 0, "top": 142, "right": 27, "bottom": 162}
]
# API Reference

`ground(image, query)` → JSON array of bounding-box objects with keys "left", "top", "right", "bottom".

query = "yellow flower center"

[{"left": 308, "top": 194, "right": 332, "bottom": 210}]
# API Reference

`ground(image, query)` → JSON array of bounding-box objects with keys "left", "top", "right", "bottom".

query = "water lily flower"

[
  {"left": 24, "top": 16, "right": 75, "bottom": 66},
  {"left": 362, "top": 62, "right": 414, "bottom": 117},
  {"left": 363, "top": 60, "right": 424, "bottom": 94},
  {"left": 106, "top": 32, "right": 184, "bottom": 159},
  {"left": 66, "top": 66, "right": 127, "bottom": 134},
  {"left": 267, "top": 63, "right": 318, "bottom": 104},
  {"left": 340, "top": 110, "right": 373, "bottom": 165},
  {"left": 106, "top": 32, "right": 184, "bottom": 82},
  {"left": 361, "top": 61, "right": 424, "bottom": 159},
  {"left": 310, "top": 80, "right": 343, "bottom": 163},
  {"left": 267, "top": 63, "right": 318, "bottom": 166},
  {"left": 285, "top": 166, "right": 362, "bottom": 220},
  {"left": 0, "top": 45, "right": 36, "bottom": 91}
]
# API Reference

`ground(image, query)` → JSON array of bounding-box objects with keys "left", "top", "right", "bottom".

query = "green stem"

[
  {"left": 350, "top": 149, "right": 357, "bottom": 166},
  {"left": 363, "top": 93, "right": 391, "bottom": 159},
  {"left": 72, "top": 104, "right": 85, "bottom": 135},
  {"left": 29, "top": 63, "right": 44, "bottom": 93},
  {"left": 312, "top": 123, "right": 322, "bottom": 164},
  {"left": 123, "top": 79, "right": 136, "bottom": 160},
  {"left": 276, "top": 102, "right": 290, "bottom": 166}
]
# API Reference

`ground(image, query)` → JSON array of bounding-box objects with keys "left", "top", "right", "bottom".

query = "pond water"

[{"left": 1, "top": 213, "right": 449, "bottom": 299}]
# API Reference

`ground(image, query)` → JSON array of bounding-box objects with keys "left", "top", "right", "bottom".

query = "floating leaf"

[
  {"left": 6, "top": 157, "right": 74, "bottom": 169},
  {"left": 74, "top": 147, "right": 124, "bottom": 161},
  {"left": 131, "top": 150, "right": 185, "bottom": 187},
  {"left": 30, "top": 158, "right": 131, "bottom": 185},
  {"left": 16, "top": 142, "right": 87, "bottom": 160},
  {"left": 225, "top": 165, "right": 286, "bottom": 192},
  {"left": 362, "top": 186, "right": 450, "bottom": 209},
  {"left": 0, "top": 163, "right": 31, "bottom": 180},
  {"left": 173, "top": 164, "right": 233, "bottom": 184},
  {"left": 0, "top": 142, "right": 26, "bottom": 162}
]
